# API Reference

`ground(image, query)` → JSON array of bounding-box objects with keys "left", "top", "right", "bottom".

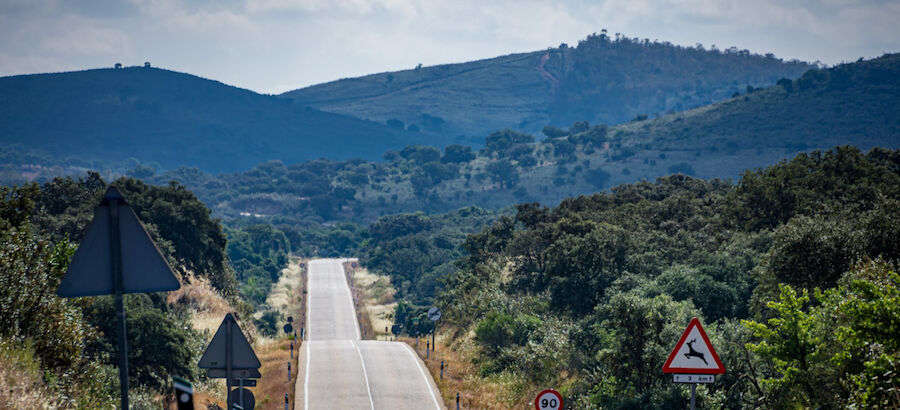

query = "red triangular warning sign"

[{"left": 662, "top": 317, "right": 725, "bottom": 374}]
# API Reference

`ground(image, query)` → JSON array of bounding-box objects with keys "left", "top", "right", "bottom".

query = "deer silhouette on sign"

[{"left": 684, "top": 339, "right": 708, "bottom": 365}]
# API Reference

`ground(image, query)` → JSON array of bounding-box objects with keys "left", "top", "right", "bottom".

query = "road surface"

[{"left": 296, "top": 258, "right": 444, "bottom": 409}]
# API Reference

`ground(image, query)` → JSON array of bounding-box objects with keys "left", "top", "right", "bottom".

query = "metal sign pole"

[
  {"left": 226, "top": 317, "right": 233, "bottom": 410},
  {"left": 110, "top": 199, "right": 129, "bottom": 410},
  {"left": 690, "top": 383, "right": 696, "bottom": 410}
]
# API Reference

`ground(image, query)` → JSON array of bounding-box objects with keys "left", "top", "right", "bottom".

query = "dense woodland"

[{"left": 418, "top": 146, "right": 899, "bottom": 408}]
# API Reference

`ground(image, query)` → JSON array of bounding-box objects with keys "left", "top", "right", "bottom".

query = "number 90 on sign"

[{"left": 534, "top": 389, "right": 563, "bottom": 410}]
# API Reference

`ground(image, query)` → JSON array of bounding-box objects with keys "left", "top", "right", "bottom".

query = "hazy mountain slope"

[
  {"left": 0, "top": 67, "right": 426, "bottom": 173},
  {"left": 612, "top": 53, "right": 900, "bottom": 163},
  {"left": 156, "top": 55, "right": 899, "bottom": 223},
  {"left": 282, "top": 34, "right": 813, "bottom": 142}
]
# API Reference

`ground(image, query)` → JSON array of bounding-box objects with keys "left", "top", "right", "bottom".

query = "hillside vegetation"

[
  {"left": 374, "top": 146, "right": 900, "bottom": 408},
  {"left": 90, "top": 53, "right": 899, "bottom": 227},
  {"left": 0, "top": 66, "right": 426, "bottom": 173},
  {"left": 283, "top": 32, "right": 811, "bottom": 140},
  {"left": 0, "top": 174, "right": 294, "bottom": 407}
]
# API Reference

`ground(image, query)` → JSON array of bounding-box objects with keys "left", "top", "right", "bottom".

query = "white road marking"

[
  {"left": 355, "top": 341, "right": 376, "bottom": 410},
  {"left": 401, "top": 343, "right": 442, "bottom": 410},
  {"left": 304, "top": 262, "right": 312, "bottom": 410}
]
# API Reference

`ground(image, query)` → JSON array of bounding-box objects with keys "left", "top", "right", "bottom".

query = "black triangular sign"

[
  {"left": 58, "top": 186, "right": 180, "bottom": 297},
  {"left": 198, "top": 314, "right": 261, "bottom": 369}
]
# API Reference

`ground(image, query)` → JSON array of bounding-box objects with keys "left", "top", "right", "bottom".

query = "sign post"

[
  {"left": 199, "top": 314, "right": 262, "bottom": 410},
  {"left": 57, "top": 186, "right": 181, "bottom": 409},
  {"left": 661, "top": 317, "right": 726, "bottom": 410},
  {"left": 428, "top": 307, "right": 441, "bottom": 352}
]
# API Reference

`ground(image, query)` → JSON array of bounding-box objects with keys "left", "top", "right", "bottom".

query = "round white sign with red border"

[{"left": 534, "top": 389, "right": 563, "bottom": 410}]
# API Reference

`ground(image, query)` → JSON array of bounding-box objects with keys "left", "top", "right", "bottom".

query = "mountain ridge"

[
  {"left": 282, "top": 34, "right": 813, "bottom": 141},
  {"left": 0, "top": 66, "right": 430, "bottom": 173}
]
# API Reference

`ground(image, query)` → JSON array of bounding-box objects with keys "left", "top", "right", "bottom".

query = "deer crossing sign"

[{"left": 662, "top": 317, "right": 725, "bottom": 375}]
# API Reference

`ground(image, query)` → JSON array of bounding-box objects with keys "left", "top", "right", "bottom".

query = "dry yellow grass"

[
  {"left": 252, "top": 257, "right": 306, "bottom": 409},
  {"left": 0, "top": 340, "right": 59, "bottom": 409},
  {"left": 167, "top": 274, "right": 234, "bottom": 336},
  {"left": 349, "top": 267, "right": 397, "bottom": 340}
]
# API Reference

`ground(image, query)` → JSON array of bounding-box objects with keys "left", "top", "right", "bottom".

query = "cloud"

[
  {"left": 39, "top": 21, "right": 132, "bottom": 56},
  {"left": 0, "top": 0, "right": 898, "bottom": 92}
]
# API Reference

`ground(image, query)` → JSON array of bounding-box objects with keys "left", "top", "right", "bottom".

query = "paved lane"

[{"left": 299, "top": 258, "right": 443, "bottom": 410}]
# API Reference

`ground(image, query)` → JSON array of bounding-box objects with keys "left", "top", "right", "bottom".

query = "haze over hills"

[
  {"left": 0, "top": 66, "right": 427, "bottom": 173},
  {"left": 282, "top": 33, "right": 813, "bottom": 142},
  {"left": 149, "top": 54, "right": 899, "bottom": 223}
]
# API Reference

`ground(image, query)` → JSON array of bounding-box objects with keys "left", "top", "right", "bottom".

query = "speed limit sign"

[{"left": 534, "top": 389, "right": 563, "bottom": 410}]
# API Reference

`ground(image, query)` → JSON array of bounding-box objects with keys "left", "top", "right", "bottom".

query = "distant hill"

[
  {"left": 282, "top": 33, "right": 813, "bottom": 143},
  {"left": 0, "top": 67, "right": 426, "bottom": 173},
  {"left": 143, "top": 54, "right": 899, "bottom": 223}
]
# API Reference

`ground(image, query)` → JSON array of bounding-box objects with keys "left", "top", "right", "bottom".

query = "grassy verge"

[
  {"left": 343, "top": 261, "right": 397, "bottom": 341},
  {"left": 253, "top": 257, "right": 307, "bottom": 409}
]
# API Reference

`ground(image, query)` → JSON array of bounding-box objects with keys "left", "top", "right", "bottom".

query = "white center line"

[{"left": 355, "top": 341, "right": 376, "bottom": 410}]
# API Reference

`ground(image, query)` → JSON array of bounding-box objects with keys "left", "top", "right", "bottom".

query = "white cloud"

[{"left": 0, "top": 0, "right": 898, "bottom": 92}]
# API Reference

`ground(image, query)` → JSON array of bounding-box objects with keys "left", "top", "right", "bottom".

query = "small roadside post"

[
  {"left": 284, "top": 394, "right": 289, "bottom": 410},
  {"left": 428, "top": 307, "right": 441, "bottom": 352},
  {"left": 661, "top": 317, "right": 726, "bottom": 410},
  {"left": 57, "top": 186, "right": 181, "bottom": 409},
  {"left": 173, "top": 376, "right": 193, "bottom": 410}
]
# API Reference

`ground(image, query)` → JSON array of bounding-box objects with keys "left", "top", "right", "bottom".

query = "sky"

[{"left": 1, "top": 0, "right": 898, "bottom": 94}]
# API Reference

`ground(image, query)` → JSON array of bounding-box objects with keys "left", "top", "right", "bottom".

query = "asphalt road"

[{"left": 297, "top": 258, "right": 444, "bottom": 410}]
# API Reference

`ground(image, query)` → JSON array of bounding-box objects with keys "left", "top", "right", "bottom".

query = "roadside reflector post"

[
  {"left": 173, "top": 376, "right": 194, "bottom": 410},
  {"left": 288, "top": 362, "right": 292, "bottom": 381},
  {"left": 456, "top": 392, "right": 460, "bottom": 410},
  {"left": 284, "top": 394, "right": 289, "bottom": 410},
  {"left": 440, "top": 360, "right": 444, "bottom": 380},
  {"left": 426, "top": 340, "right": 430, "bottom": 359}
]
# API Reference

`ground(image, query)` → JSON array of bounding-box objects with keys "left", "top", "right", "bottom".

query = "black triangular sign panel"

[
  {"left": 58, "top": 187, "right": 180, "bottom": 297},
  {"left": 198, "top": 314, "right": 261, "bottom": 369}
]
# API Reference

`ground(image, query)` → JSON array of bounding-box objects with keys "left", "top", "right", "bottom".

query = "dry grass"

[
  {"left": 252, "top": 257, "right": 307, "bottom": 409},
  {"left": 0, "top": 340, "right": 60, "bottom": 409},
  {"left": 347, "top": 266, "right": 397, "bottom": 341},
  {"left": 167, "top": 274, "right": 234, "bottom": 336}
]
